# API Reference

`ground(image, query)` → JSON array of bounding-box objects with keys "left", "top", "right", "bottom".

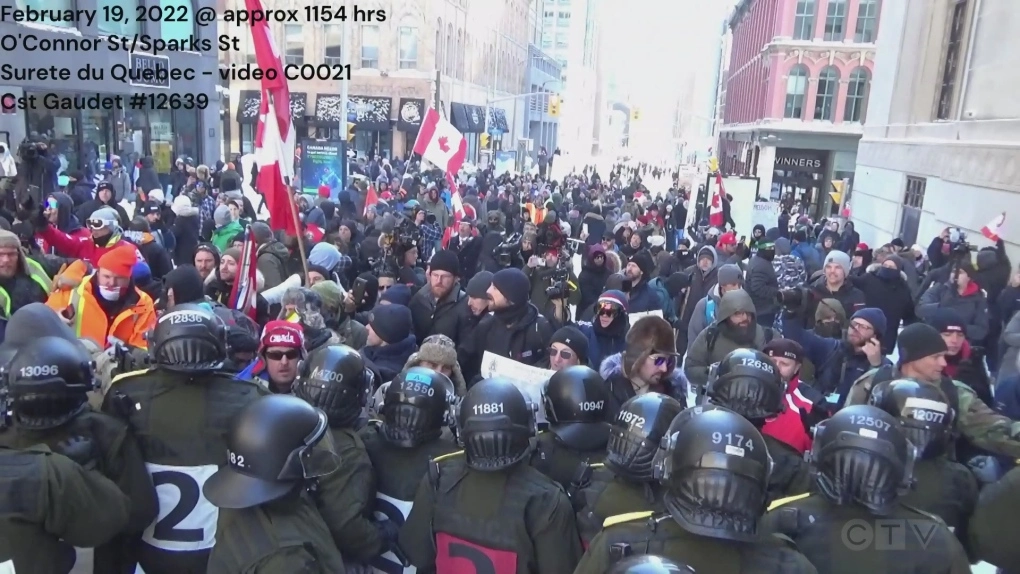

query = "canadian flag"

[
  {"left": 709, "top": 172, "right": 725, "bottom": 227},
  {"left": 441, "top": 188, "right": 471, "bottom": 248},
  {"left": 981, "top": 212, "right": 1006, "bottom": 242},
  {"left": 413, "top": 108, "right": 468, "bottom": 189}
]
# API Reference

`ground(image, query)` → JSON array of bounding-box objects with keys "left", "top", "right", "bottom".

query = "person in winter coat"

[
  {"left": 251, "top": 221, "right": 291, "bottom": 290},
  {"left": 462, "top": 267, "right": 554, "bottom": 381},
  {"left": 850, "top": 242, "right": 873, "bottom": 277},
  {"left": 761, "top": 339, "right": 827, "bottom": 455},
  {"left": 674, "top": 245, "right": 721, "bottom": 355},
  {"left": 170, "top": 194, "right": 200, "bottom": 266},
  {"left": 75, "top": 181, "right": 130, "bottom": 227},
  {"left": 361, "top": 303, "right": 418, "bottom": 383},
  {"left": 927, "top": 308, "right": 994, "bottom": 408},
  {"left": 126, "top": 218, "right": 173, "bottom": 281},
  {"left": 656, "top": 238, "right": 694, "bottom": 279},
  {"left": 917, "top": 261, "right": 989, "bottom": 344},
  {"left": 64, "top": 170, "right": 94, "bottom": 207},
  {"left": 598, "top": 315, "right": 687, "bottom": 420},
  {"left": 577, "top": 244, "right": 611, "bottom": 312},
  {"left": 581, "top": 206, "right": 607, "bottom": 247},
  {"left": 684, "top": 289, "right": 775, "bottom": 390},
  {"left": 972, "top": 239, "right": 1012, "bottom": 372},
  {"left": 34, "top": 205, "right": 142, "bottom": 266},
  {"left": 803, "top": 250, "right": 867, "bottom": 327},
  {"left": 773, "top": 236, "right": 807, "bottom": 290},
  {"left": 790, "top": 229, "right": 822, "bottom": 277},
  {"left": 107, "top": 157, "right": 132, "bottom": 202},
  {"left": 210, "top": 204, "right": 243, "bottom": 252},
  {"left": 686, "top": 264, "right": 743, "bottom": 352},
  {"left": 136, "top": 156, "right": 161, "bottom": 199},
  {"left": 848, "top": 255, "right": 916, "bottom": 354},
  {"left": 408, "top": 249, "right": 469, "bottom": 344},
  {"left": 838, "top": 221, "right": 860, "bottom": 254},
  {"left": 35, "top": 192, "right": 89, "bottom": 254},
  {"left": 307, "top": 242, "right": 351, "bottom": 285},
  {"left": 576, "top": 290, "right": 629, "bottom": 369},
  {"left": 998, "top": 298, "right": 1020, "bottom": 385},
  {"left": 745, "top": 237, "right": 780, "bottom": 326},
  {"left": 621, "top": 250, "right": 660, "bottom": 314}
]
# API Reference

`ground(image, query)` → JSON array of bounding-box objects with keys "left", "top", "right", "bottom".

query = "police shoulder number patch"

[{"left": 142, "top": 462, "right": 219, "bottom": 551}]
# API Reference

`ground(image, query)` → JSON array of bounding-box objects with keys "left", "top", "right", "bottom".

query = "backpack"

[
  {"left": 705, "top": 324, "right": 774, "bottom": 356},
  {"left": 648, "top": 277, "right": 676, "bottom": 323}
]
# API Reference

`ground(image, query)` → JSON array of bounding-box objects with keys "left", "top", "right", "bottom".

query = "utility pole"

[{"left": 338, "top": 3, "right": 350, "bottom": 184}]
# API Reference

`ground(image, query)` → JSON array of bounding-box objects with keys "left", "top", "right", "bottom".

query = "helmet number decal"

[
  {"left": 904, "top": 397, "right": 949, "bottom": 424},
  {"left": 740, "top": 358, "right": 775, "bottom": 373},
  {"left": 578, "top": 400, "right": 604, "bottom": 412},
  {"left": 19, "top": 365, "right": 59, "bottom": 377},
  {"left": 228, "top": 451, "right": 247, "bottom": 469},
  {"left": 617, "top": 411, "right": 645, "bottom": 429},
  {"left": 401, "top": 381, "right": 435, "bottom": 396},
  {"left": 849, "top": 415, "right": 892, "bottom": 432},
  {"left": 472, "top": 402, "right": 504, "bottom": 415},
  {"left": 160, "top": 311, "right": 204, "bottom": 324},
  {"left": 712, "top": 431, "right": 755, "bottom": 452}
]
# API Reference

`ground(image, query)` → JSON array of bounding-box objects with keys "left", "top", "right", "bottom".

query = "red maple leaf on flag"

[{"left": 438, "top": 136, "right": 449, "bottom": 152}]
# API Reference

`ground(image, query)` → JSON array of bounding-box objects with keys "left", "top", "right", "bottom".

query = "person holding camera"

[
  {"left": 526, "top": 247, "right": 580, "bottom": 329},
  {"left": 917, "top": 260, "right": 989, "bottom": 346}
]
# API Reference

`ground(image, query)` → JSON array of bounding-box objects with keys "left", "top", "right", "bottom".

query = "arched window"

[
  {"left": 97, "top": 0, "right": 139, "bottom": 35},
  {"left": 17, "top": 0, "right": 72, "bottom": 27},
  {"left": 784, "top": 65, "right": 809, "bottom": 119},
  {"left": 792, "top": 0, "right": 816, "bottom": 40},
  {"left": 445, "top": 24, "right": 454, "bottom": 74},
  {"left": 159, "top": 0, "right": 196, "bottom": 44},
  {"left": 814, "top": 66, "right": 839, "bottom": 121},
  {"left": 435, "top": 19, "right": 443, "bottom": 71},
  {"left": 844, "top": 67, "right": 871, "bottom": 122},
  {"left": 456, "top": 30, "right": 464, "bottom": 79}
]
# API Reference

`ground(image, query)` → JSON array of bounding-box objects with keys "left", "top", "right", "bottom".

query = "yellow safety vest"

[{"left": 0, "top": 258, "right": 52, "bottom": 316}]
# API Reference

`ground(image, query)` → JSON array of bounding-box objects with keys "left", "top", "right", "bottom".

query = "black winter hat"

[
  {"left": 630, "top": 250, "right": 655, "bottom": 277},
  {"left": 429, "top": 249, "right": 460, "bottom": 276},
  {"left": 927, "top": 308, "right": 967, "bottom": 335},
  {"left": 491, "top": 268, "right": 530, "bottom": 306},
  {"left": 466, "top": 271, "right": 493, "bottom": 299},
  {"left": 896, "top": 323, "right": 948, "bottom": 366},
  {"left": 370, "top": 304, "right": 413, "bottom": 344},
  {"left": 550, "top": 326, "right": 589, "bottom": 365}
]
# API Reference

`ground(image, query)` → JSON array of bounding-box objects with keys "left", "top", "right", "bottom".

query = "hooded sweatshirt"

[
  {"left": 674, "top": 245, "right": 721, "bottom": 352},
  {"left": 577, "top": 244, "right": 611, "bottom": 312},
  {"left": 684, "top": 289, "right": 772, "bottom": 388}
]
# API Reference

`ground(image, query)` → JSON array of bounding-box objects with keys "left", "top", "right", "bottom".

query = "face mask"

[
  {"left": 876, "top": 267, "right": 900, "bottom": 280},
  {"left": 99, "top": 285, "right": 123, "bottom": 301}
]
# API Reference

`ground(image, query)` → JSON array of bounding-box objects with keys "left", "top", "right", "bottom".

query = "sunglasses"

[
  {"left": 652, "top": 355, "right": 677, "bottom": 369},
  {"left": 548, "top": 347, "right": 574, "bottom": 361},
  {"left": 265, "top": 349, "right": 301, "bottom": 361},
  {"left": 597, "top": 305, "right": 619, "bottom": 318},
  {"left": 86, "top": 219, "right": 108, "bottom": 230}
]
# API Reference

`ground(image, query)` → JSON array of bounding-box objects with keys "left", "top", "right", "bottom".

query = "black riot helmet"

[
  {"left": 203, "top": 394, "right": 340, "bottom": 509},
  {"left": 706, "top": 348, "right": 785, "bottom": 425},
  {"left": 457, "top": 378, "right": 536, "bottom": 471},
  {"left": 151, "top": 303, "right": 228, "bottom": 373},
  {"left": 292, "top": 345, "right": 372, "bottom": 429},
  {"left": 381, "top": 367, "right": 457, "bottom": 448},
  {"left": 606, "top": 393, "right": 684, "bottom": 482},
  {"left": 606, "top": 555, "right": 696, "bottom": 574},
  {"left": 7, "top": 336, "right": 94, "bottom": 429},
  {"left": 654, "top": 405, "right": 772, "bottom": 542},
  {"left": 869, "top": 379, "right": 956, "bottom": 460},
  {"left": 542, "top": 365, "right": 611, "bottom": 450},
  {"left": 809, "top": 404, "right": 917, "bottom": 515}
]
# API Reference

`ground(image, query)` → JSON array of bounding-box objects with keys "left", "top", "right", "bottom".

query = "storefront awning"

[
  {"left": 348, "top": 96, "right": 393, "bottom": 131},
  {"left": 487, "top": 107, "right": 509, "bottom": 133},
  {"left": 396, "top": 98, "right": 426, "bottom": 132},
  {"left": 236, "top": 90, "right": 307, "bottom": 125},
  {"left": 451, "top": 103, "right": 486, "bottom": 134},
  {"left": 313, "top": 94, "right": 345, "bottom": 127}
]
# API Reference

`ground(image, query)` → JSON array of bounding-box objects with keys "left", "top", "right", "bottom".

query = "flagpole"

[{"left": 339, "top": 3, "right": 351, "bottom": 180}]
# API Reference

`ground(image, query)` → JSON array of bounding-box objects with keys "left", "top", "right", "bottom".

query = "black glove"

[
  {"left": 55, "top": 436, "right": 98, "bottom": 470},
  {"left": 374, "top": 518, "right": 400, "bottom": 546}
]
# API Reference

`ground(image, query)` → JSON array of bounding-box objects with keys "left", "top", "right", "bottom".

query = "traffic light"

[
  {"left": 480, "top": 133, "right": 490, "bottom": 148},
  {"left": 630, "top": 108, "right": 640, "bottom": 121},
  {"left": 709, "top": 157, "right": 719, "bottom": 173},
  {"left": 548, "top": 95, "right": 560, "bottom": 117},
  {"left": 347, "top": 123, "right": 356, "bottom": 142}
]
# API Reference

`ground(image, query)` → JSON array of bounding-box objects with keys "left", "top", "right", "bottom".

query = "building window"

[
  {"left": 284, "top": 25, "right": 303, "bottom": 65},
  {"left": 784, "top": 65, "right": 809, "bottom": 119},
  {"left": 937, "top": 0, "right": 968, "bottom": 120},
  {"left": 324, "top": 25, "right": 342, "bottom": 66},
  {"left": 792, "top": 0, "right": 816, "bottom": 40},
  {"left": 361, "top": 25, "right": 380, "bottom": 68},
  {"left": 904, "top": 176, "right": 926, "bottom": 208},
  {"left": 854, "top": 0, "right": 880, "bottom": 42},
  {"left": 17, "top": 0, "right": 72, "bottom": 27},
  {"left": 398, "top": 27, "right": 417, "bottom": 69},
  {"left": 899, "top": 176, "right": 926, "bottom": 245},
  {"left": 823, "top": 0, "right": 847, "bottom": 41},
  {"left": 97, "top": 0, "right": 140, "bottom": 35},
  {"left": 436, "top": 19, "right": 443, "bottom": 71},
  {"left": 844, "top": 67, "right": 871, "bottom": 122},
  {"left": 445, "top": 24, "right": 454, "bottom": 74},
  {"left": 159, "top": 0, "right": 195, "bottom": 44},
  {"left": 814, "top": 66, "right": 839, "bottom": 120}
]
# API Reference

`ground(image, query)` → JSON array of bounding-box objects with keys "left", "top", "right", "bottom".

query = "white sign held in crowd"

[
  {"left": 751, "top": 201, "right": 782, "bottom": 231},
  {"left": 629, "top": 310, "right": 663, "bottom": 323},
  {"left": 480, "top": 352, "right": 554, "bottom": 423}
]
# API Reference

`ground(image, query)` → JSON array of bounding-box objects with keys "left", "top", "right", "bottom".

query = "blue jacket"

[
  {"left": 576, "top": 321, "right": 626, "bottom": 370},
  {"left": 783, "top": 313, "right": 890, "bottom": 408},
  {"left": 627, "top": 279, "right": 660, "bottom": 314},
  {"left": 791, "top": 242, "right": 823, "bottom": 276}
]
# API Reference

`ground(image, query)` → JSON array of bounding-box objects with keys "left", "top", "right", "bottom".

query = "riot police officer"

[
  {"left": 292, "top": 344, "right": 387, "bottom": 566},
  {"left": 705, "top": 348, "right": 810, "bottom": 499},
  {"left": 399, "top": 377, "right": 583, "bottom": 573},
  {"left": 575, "top": 392, "right": 682, "bottom": 544},
  {"left": 360, "top": 366, "right": 460, "bottom": 573},
  {"left": 576, "top": 406, "right": 817, "bottom": 573},
  {"left": 968, "top": 464, "right": 1020, "bottom": 570},
  {"left": 607, "top": 554, "right": 696, "bottom": 574},
  {"left": 765, "top": 405, "right": 970, "bottom": 573},
  {"left": 0, "top": 335, "right": 158, "bottom": 573},
  {"left": 0, "top": 445, "right": 131, "bottom": 572},
  {"left": 203, "top": 394, "right": 345, "bottom": 573},
  {"left": 531, "top": 365, "right": 611, "bottom": 491},
  {"left": 869, "top": 379, "right": 977, "bottom": 531},
  {"left": 102, "top": 303, "right": 269, "bottom": 574}
]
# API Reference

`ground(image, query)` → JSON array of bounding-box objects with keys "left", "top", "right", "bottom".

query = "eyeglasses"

[
  {"left": 652, "top": 355, "right": 677, "bottom": 369},
  {"left": 265, "top": 349, "right": 301, "bottom": 361},
  {"left": 86, "top": 219, "right": 108, "bottom": 230},
  {"left": 849, "top": 321, "right": 874, "bottom": 333},
  {"left": 548, "top": 347, "right": 574, "bottom": 361}
]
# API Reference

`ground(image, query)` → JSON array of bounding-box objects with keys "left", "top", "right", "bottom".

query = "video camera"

[
  {"left": 495, "top": 233, "right": 522, "bottom": 269},
  {"left": 776, "top": 286, "right": 810, "bottom": 308},
  {"left": 948, "top": 228, "right": 978, "bottom": 255}
]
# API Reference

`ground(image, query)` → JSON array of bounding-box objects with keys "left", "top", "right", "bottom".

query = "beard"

[{"left": 723, "top": 320, "right": 756, "bottom": 345}]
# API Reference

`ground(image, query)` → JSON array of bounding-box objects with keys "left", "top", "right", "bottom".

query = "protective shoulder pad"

[
  {"left": 900, "top": 503, "right": 947, "bottom": 525},
  {"left": 603, "top": 511, "right": 654, "bottom": 528},
  {"left": 767, "top": 492, "right": 811, "bottom": 512},
  {"left": 432, "top": 450, "right": 464, "bottom": 463},
  {"left": 109, "top": 368, "right": 152, "bottom": 387},
  {"left": 367, "top": 418, "right": 383, "bottom": 429},
  {"left": 590, "top": 462, "right": 605, "bottom": 468},
  {"left": 769, "top": 532, "right": 799, "bottom": 550}
]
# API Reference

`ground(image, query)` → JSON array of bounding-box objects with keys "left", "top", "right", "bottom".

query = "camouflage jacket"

[
  {"left": 846, "top": 369, "right": 1020, "bottom": 459},
  {"left": 773, "top": 254, "right": 807, "bottom": 291}
]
